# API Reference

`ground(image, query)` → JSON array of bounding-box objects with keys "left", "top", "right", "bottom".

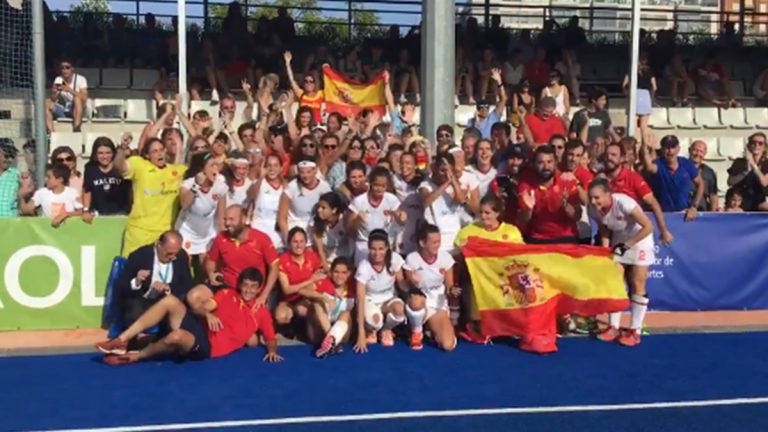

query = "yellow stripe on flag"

[{"left": 323, "top": 65, "right": 386, "bottom": 117}]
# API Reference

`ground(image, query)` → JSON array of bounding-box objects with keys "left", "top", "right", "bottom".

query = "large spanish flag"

[
  {"left": 323, "top": 65, "right": 386, "bottom": 117},
  {"left": 461, "top": 238, "right": 628, "bottom": 352}
]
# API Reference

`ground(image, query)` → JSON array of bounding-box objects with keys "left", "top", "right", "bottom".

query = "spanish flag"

[
  {"left": 461, "top": 238, "right": 629, "bottom": 353},
  {"left": 323, "top": 65, "right": 386, "bottom": 117}
]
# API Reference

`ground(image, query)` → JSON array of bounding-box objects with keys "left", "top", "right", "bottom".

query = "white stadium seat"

[
  {"left": 720, "top": 108, "right": 752, "bottom": 129},
  {"left": 706, "top": 159, "right": 731, "bottom": 197},
  {"left": 745, "top": 107, "right": 768, "bottom": 128},
  {"left": 668, "top": 107, "right": 700, "bottom": 129},
  {"left": 78, "top": 68, "right": 100, "bottom": 88},
  {"left": 132, "top": 69, "right": 160, "bottom": 90},
  {"left": 718, "top": 136, "right": 745, "bottom": 160},
  {"left": 50, "top": 132, "right": 83, "bottom": 155},
  {"left": 101, "top": 68, "right": 131, "bottom": 89},
  {"left": 189, "top": 100, "right": 215, "bottom": 119},
  {"left": 125, "top": 99, "right": 156, "bottom": 123},
  {"left": 694, "top": 107, "right": 725, "bottom": 129},
  {"left": 648, "top": 107, "right": 674, "bottom": 130},
  {"left": 91, "top": 98, "right": 124, "bottom": 122}
]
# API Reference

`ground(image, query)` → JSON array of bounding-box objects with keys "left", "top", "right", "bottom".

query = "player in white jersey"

[
  {"left": 353, "top": 230, "right": 406, "bottom": 353},
  {"left": 348, "top": 167, "right": 406, "bottom": 265},
  {"left": 419, "top": 153, "right": 466, "bottom": 252},
  {"left": 448, "top": 146, "right": 480, "bottom": 227},
  {"left": 467, "top": 139, "right": 498, "bottom": 198},
  {"left": 587, "top": 178, "right": 655, "bottom": 347},
  {"left": 221, "top": 151, "right": 253, "bottom": 208},
  {"left": 311, "top": 192, "right": 352, "bottom": 270},
  {"left": 392, "top": 152, "right": 425, "bottom": 255},
  {"left": 249, "top": 154, "right": 286, "bottom": 249},
  {"left": 176, "top": 152, "right": 227, "bottom": 259},
  {"left": 404, "top": 224, "right": 459, "bottom": 351},
  {"left": 277, "top": 157, "right": 332, "bottom": 245}
]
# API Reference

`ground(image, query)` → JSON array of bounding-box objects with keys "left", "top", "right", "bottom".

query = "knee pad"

[
  {"left": 365, "top": 302, "right": 384, "bottom": 331},
  {"left": 386, "top": 312, "right": 406, "bottom": 326}
]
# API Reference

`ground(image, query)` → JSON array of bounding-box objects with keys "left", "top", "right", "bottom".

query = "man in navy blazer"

[{"left": 116, "top": 230, "right": 194, "bottom": 327}]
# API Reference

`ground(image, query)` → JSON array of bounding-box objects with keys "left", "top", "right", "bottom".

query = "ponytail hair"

[
  {"left": 416, "top": 223, "right": 441, "bottom": 245},
  {"left": 312, "top": 192, "right": 343, "bottom": 237},
  {"left": 368, "top": 229, "right": 394, "bottom": 275}
]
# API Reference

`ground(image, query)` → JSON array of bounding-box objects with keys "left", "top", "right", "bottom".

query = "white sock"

[
  {"left": 328, "top": 320, "right": 348, "bottom": 342},
  {"left": 608, "top": 312, "right": 621, "bottom": 329},
  {"left": 406, "top": 305, "right": 426, "bottom": 333},
  {"left": 630, "top": 294, "right": 649, "bottom": 330},
  {"left": 383, "top": 312, "right": 405, "bottom": 331}
]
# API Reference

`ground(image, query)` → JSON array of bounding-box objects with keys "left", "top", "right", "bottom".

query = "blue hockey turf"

[{"left": 1, "top": 332, "right": 767, "bottom": 432}]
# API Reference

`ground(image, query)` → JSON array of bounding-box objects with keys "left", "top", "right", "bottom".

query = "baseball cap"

[
  {"left": 508, "top": 144, "right": 525, "bottom": 158},
  {"left": 476, "top": 99, "right": 491, "bottom": 109},
  {"left": 660, "top": 135, "right": 680, "bottom": 149}
]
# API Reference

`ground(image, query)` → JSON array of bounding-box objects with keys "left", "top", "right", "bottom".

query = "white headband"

[
  {"left": 297, "top": 160, "right": 317, "bottom": 169},
  {"left": 447, "top": 146, "right": 464, "bottom": 154}
]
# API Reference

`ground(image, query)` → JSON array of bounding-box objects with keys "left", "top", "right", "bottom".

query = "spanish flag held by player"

[
  {"left": 461, "top": 238, "right": 629, "bottom": 354},
  {"left": 323, "top": 65, "right": 386, "bottom": 117}
]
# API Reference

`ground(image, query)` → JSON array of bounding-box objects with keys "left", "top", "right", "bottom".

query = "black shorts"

[{"left": 179, "top": 311, "right": 211, "bottom": 361}]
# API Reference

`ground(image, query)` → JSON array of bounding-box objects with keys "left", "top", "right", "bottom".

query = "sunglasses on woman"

[{"left": 57, "top": 156, "right": 74, "bottom": 162}]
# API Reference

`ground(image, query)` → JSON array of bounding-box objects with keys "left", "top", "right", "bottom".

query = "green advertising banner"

[{"left": 0, "top": 217, "right": 126, "bottom": 331}]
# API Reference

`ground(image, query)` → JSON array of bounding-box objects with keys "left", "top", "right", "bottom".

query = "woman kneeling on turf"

[
  {"left": 354, "top": 230, "right": 407, "bottom": 353},
  {"left": 404, "top": 224, "right": 459, "bottom": 351},
  {"left": 96, "top": 268, "right": 283, "bottom": 364},
  {"left": 587, "top": 179, "right": 655, "bottom": 347},
  {"left": 312, "top": 257, "right": 356, "bottom": 358}
]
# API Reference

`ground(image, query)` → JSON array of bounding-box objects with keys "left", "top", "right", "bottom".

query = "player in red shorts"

[{"left": 96, "top": 268, "right": 283, "bottom": 364}]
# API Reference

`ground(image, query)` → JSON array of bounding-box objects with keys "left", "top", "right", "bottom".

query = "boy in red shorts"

[{"left": 96, "top": 268, "right": 283, "bottom": 364}]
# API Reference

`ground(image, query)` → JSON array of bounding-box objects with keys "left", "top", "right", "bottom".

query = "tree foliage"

[
  {"left": 209, "top": 0, "right": 384, "bottom": 45},
  {"left": 68, "top": 0, "right": 110, "bottom": 28}
]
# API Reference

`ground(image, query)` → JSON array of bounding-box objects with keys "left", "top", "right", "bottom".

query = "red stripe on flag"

[
  {"left": 462, "top": 237, "right": 613, "bottom": 259},
  {"left": 478, "top": 295, "right": 629, "bottom": 338}
]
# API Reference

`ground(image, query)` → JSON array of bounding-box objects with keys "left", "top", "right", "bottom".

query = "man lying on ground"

[{"left": 96, "top": 267, "right": 283, "bottom": 365}]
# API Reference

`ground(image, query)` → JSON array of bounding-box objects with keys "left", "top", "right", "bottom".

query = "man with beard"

[
  {"left": 688, "top": 140, "right": 719, "bottom": 211},
  {"left": 517, "top": 145, "right": 581, "bottom": 243},
  {"left": 489, "top": 144, "right": 528, "bottom": 224},
  {"left": 603, "top": 142, "right": 674, "bottom": 245},
  {"left": 641, "top": 135, "right": 704, "bottom": 221},
  {"left": 186, "top": 205, "right": 280, "bottom": 316}
]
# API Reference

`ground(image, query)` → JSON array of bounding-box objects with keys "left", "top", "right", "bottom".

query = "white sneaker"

[
  {"left": 416, "top": 93, "right": 421, "bottom": 104},
  {"left": 398, "top": 94, "right": 407, "bottom": 104},
  {"left": 211, "top": 89, "right": 220, "bottom": 104}
]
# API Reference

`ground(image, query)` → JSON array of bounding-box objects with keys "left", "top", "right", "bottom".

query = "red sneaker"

[
  {"left": 409, "top": 331, "right": 424, "bottom": 350},
  {"left": 95, "top": 338, "right": 128, "bottom": 355},
  {"left": 103, "top": 352, "right": 139, "bottom": 366},
  {"left": 315, "top": 335, "right": 336, "bottom": 359},
  {"left": 618, "top": 329, "right": 641, "bottom": 347},
  {"left": 596, "top": 327, "right": 621, "bottom": 342},
  {"left": 380, "top": 330, "right": 395, "bottom": 347}
]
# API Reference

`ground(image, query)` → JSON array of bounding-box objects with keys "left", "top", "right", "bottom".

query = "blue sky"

[{"left": 50, "top": 0, "right": 423, "bottom": 27}]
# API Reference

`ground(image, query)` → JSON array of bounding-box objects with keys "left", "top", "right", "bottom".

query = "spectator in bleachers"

[
  {"left": 392, "top": 48, "right": 420, "bottom": 104},
  {"left": 477, "top": 48, "right": 501, "bottom": 102},
  {"left": 112, "top": 230, "right": 192, "bottom": 335},
  {"left": 502, "top": 49, "right": 525, "bottom": 90},
  {"left": 455, "top": 46, "right": 475, "bottom": 105},
  {"left": 51, "top": 147, "right": 82, "bottom": 194},
  {"left": 524, "top": 47, "right": 550, "bottom": 94},
  {"left": 569, "top": 87, "right": 619, "bottom": 145},
  {"left": 467, "top": 69, "right": 506, "bottom": 140},
  {"left": 460, "top": 128, "right": 481, "bottom": 160},
  {"left": 640, "top": 135, "right": 703, "bottom": 220},
  {"left": 45, "top": 59, "right": 88, "bottom": 133},
  {"left": 0, "top": 140, "right": 23, "bottom": 217},
  {"left": 81, "top": 137, "right": 131, "bottom": 221},
  {"left": 555, "top": 48, "right": 581, "bottom": 106},
  {"left": 304, "top": 42, "right": 336, "bottom": 84},
  {"left": 690, "top": 52, "right": 740, "bottom": 108},
  {"left": 216, "top": 46, "right": 255, "bottom": 98},
  {"left": 518, "top": 145, "right": 581, "bottom": 244},
  {"left": 726, "top": 132, "right": 768, "bottom": 211},
  {"left": 119, "top": 138, "right": 187, "bottom": 257},
  {"left": 520, "top": 97, "right": 565, "bottom": 148},
  {"left": 687, "top": 140, "right": 719, "bottom": 212},
  {"left": 724, "top": 188, "right": 744, "bottom": 212},
  {"left": 549, "top": 134, "right": 567, "bottom": 163},
  {"left": 752, "top": 67, "right": 768, "bottom": 106},
  {"left": 542, "top": 69, "right": 570, "bottom": 124},
  {"left": 668, "top": 51, "right": 693, "bottom": 107},
  {"left": 21, "top": 140, "right": 36, "bottom": 180},
  {"left": 362, "top": 44, "right": 387, "bottom": 81},
  {"left": 623, "top": 53, "right": 656, "bottom": 136},
  {"left": 272, "top": 6, "right": 296, "bottom": 45},
  {"left": 19, "top": 163, "right": 82, "bottom": 226},
  {"left": 510, "top": 78, "right": 535, "bottom": 128},
  {"left": 339, "top": 47, "right": 364, "bottom": 81},
  {"left": 284, "top": 51, "right": 323, "bottom": 125}
]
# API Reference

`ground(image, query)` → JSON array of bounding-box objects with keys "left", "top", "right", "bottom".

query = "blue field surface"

[{"left": 1, "top": 332, "right": 767, "bottom": 432}]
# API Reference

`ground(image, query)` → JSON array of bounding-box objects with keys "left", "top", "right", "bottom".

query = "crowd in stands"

[{"left": 2, "top": 1, "right": 768, "bottom": 362}]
